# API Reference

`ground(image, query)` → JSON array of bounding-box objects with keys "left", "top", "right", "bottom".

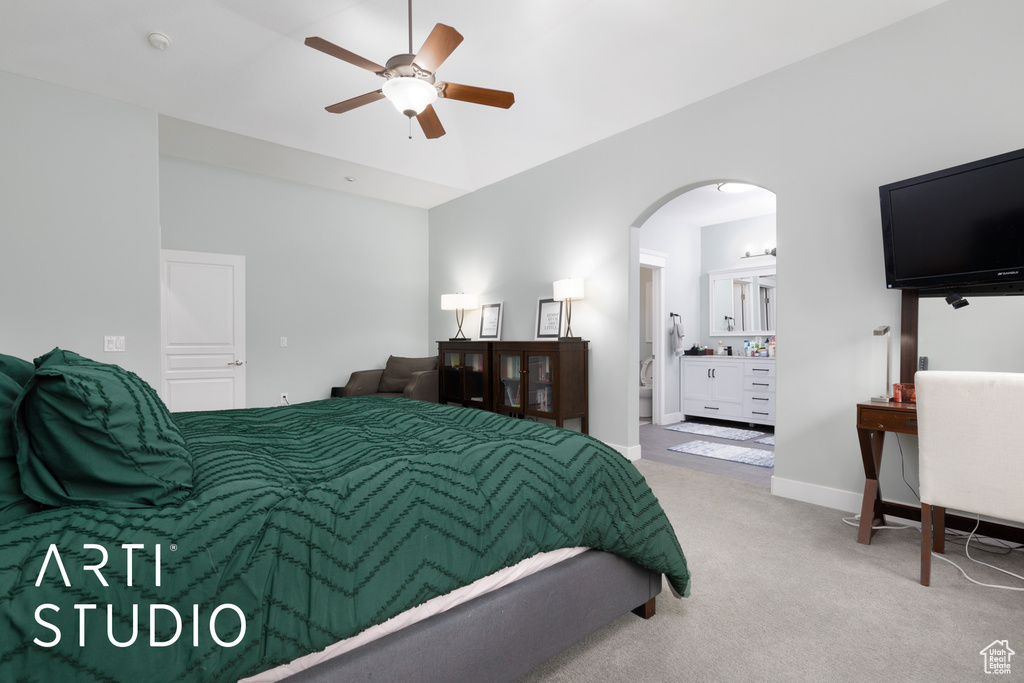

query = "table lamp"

[
  {"left": 871, "top": 325, "right": 892, "bottom": 403},
  {"left": 441, "top": 293, "right": 479, "bottom": 341},
  {"left": 553, "top": 278, "right": 584, "bottom": 340}
]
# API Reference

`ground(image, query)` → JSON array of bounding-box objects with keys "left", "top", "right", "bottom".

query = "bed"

[{"left": 0, "top": 349, "right": 690, "bottom": 682}]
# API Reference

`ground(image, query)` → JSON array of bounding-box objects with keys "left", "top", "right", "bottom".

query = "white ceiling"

[
  {"left": 0, "top": 0, "right": 947, "bottom": 208},
  {"left": 652, "top": 184, "right": 777, "bottom": 229}
]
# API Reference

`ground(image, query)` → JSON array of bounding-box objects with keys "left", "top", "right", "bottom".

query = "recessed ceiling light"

[
  {"left": 717, "top": 182, "right": 755, "bottom": 193},
  {"left": 147, "top": 32, "right": 171, "bottom": 50}
]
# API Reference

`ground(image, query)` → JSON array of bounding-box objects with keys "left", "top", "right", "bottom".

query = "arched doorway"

[{"left": 631, "top": 181, "right": 777, "bottom": 483}]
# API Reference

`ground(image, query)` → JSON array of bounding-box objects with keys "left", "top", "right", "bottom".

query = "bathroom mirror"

[{"left": 709, "top": 266, "right": 776, "bottom": 335}]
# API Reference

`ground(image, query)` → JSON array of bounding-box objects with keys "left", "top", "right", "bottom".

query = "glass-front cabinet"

[
  {"left": 438, "top": 341, "right": 492, "bottom": 410},
  {"left": 492, "top": 341, "right": 589, "bottom": 433},
  {"left": 438, "top": 340, "right": 589, "bottom": 433}
]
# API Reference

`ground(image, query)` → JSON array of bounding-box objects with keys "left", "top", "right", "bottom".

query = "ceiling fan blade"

[
  {"left": 325, "top": 90, "right": 385, "bottom": 114},
  {"left": 413, "top": 24, "right": 463, "bottom": 74},
  {"left": 416, "top": 104, "right": 446, "bottom": 139},
  {"left": 305, "top": 36, "right": 390, "bottom": 76},
  {"left": 439, "top": 82, "right": 515, "bottom": 109}
]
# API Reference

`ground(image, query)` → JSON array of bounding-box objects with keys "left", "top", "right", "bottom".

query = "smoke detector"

[{"left": 147, "top": 32, "right": 171, "bottom": 50}]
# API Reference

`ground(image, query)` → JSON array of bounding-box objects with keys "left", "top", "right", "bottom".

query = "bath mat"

[
  {"left": 754, "top": 434, "right": 775, "bottom": 446},
  {"left": 665, "top": 422, "right": 765, "bottom": 442},
  {"left": 668, "top": 440, "right": 774, "bottom": 468}
]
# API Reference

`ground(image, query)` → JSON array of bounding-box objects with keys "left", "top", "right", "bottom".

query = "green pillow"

[
  {"left": 0, "top": 353, "right": 34, "bottom": 386},
  {"left": 0, "top": 372, "right": 40, "bottom": 524},
  {"left": 14, "top": 349, "right": 193, "bottom": 508}
]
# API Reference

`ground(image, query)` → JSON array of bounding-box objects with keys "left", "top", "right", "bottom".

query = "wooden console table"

[
  {"left": 856, "top": 399, "right": 1024, "bottom": 545},
  {"left": 856, "top": 401, "right": 918, "bottom": 544}
]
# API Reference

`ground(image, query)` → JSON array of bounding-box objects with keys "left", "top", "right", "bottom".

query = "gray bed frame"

[{"left": 284, "top": 550, "right": 662, "bottom": 682}]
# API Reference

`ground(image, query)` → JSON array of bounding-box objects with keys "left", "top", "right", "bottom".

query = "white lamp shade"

[
  {"left": 553, "top": 278, "right": 584, "bottom": 301},
  {"left": 382, "top": 77, "right": 438, "bottom": 117},
  {"left": 441, "top": 293, "right": 479, "bottom": 310}
]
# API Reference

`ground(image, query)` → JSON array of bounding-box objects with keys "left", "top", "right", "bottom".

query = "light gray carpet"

[{"left": 516, "top": 459, "right": 1024, "bottom": 682}]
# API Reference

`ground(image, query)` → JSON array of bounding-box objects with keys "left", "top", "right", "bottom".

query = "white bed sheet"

[{"left": 241, "top": 546, "right": 590, "bottom": 682}]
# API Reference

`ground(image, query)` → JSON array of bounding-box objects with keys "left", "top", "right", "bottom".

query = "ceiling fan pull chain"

[{"left": 409, "top": 117, "right": 413, "bottom": 140}]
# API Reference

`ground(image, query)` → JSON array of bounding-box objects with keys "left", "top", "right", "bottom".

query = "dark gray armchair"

[{"left": 332, "top": 355, "right": 438, "bottom": 402}]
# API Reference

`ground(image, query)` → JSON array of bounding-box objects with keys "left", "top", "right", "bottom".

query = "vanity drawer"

[
  {"left": 745, "top": 376, "right": 775, "bottom": 392},
  {"left": 684, "top": 399, "right": 743, "bottom": 420},
  {"left": 744, "top": 393, "right": 775, "bottom": 421},
  {"left": 745, "top": 361, "right": 776, "bottom": 378}
]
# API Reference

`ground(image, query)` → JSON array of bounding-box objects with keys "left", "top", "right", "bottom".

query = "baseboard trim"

[
  {"left": 770, "top": 476, "right": 862, "bottom": 513},
  {"left": 608, "top": 442, "right": 641, "bottom": 461},
  {"left": 655, "top": 412, "right": 681, "bottom": 426}
]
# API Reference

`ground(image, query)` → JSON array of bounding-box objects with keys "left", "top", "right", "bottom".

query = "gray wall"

[
  {"left": 0, "top": 71, "right": 161, "bottom": 385},
  {"left": 638, "top": 214, "right": 703, "bottom": 417},
  {"left": 0, "top": 69, "right": 429, "bottom": 409},
  {"left": 429, "top": 0, "right": 1024, "bottom": 505},
  {"left": 159, "top": 157, "right": 430, "bottom": 407},
  {"left": 919, "top": 295, "right": 1024, "bottom": 374}
]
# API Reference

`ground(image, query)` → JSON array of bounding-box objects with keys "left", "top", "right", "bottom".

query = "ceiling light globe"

[
  {"left": 382, "top": 77, "right": 438, "bottom": 117},
  {"left": 717, "top": 182, "right": 756, "bottom": 193}
]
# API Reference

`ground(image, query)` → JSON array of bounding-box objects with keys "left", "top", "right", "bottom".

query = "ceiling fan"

[{"left": 305, "top": 0, "right": 514, "bottom": 139}]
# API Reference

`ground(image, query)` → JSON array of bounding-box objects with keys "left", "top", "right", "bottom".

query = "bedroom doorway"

[
  {"left": 633, "top": 182, "right": 777, "bottom": 484},
  {"left": 160, "top": 249, "right": 246, "bottom": 412}
]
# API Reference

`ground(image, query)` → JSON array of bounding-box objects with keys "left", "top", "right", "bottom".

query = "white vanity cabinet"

[
  {"left": 682, "top": 358, "right": 744, "bottom": 420},
  {"left": 682, "top": 357, "right": 775, "bottom": 426}
]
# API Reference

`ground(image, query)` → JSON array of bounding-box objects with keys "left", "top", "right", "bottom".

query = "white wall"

[
  {"left": 638, "top": 217, "right": 702, "bottom": 416},
  {"left": 429, "top": 0, "right": 1024, "bottom": 505},
  {"left": 0, "top": 70, "right": 429, "bottom": 408},
  {"left": 919, "top": 295, "right": 1024, "bottom": 373},
  {"left": 0, "top": 71, "right": 161, "bottom": 385},
  {"left": 159, "top": 156, "right": 430, "bottom": 407}
]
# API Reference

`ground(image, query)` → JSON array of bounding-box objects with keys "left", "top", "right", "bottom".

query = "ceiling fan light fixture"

[
  {"left": 717, "top": 182, "right": 756, "bottom": 193},
  {"left": 382, "top": 77, "right": 437, "bottom": 117}
]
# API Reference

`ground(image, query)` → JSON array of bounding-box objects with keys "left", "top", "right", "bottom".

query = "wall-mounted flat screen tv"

[{"left": 879, "top": 146, "right": 1024, "bottom": 294}]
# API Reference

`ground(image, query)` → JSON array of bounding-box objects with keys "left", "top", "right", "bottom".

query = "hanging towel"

[{"left": 671, "top": 322, "right": 686, "bottom": 357}]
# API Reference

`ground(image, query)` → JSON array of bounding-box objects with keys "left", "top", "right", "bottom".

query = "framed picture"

[
  {"left": 535, "top": 298, "right": 563, "bottom": 340},
  {"left": 479, "top": 302, "right": 503, "bottom": 340}
]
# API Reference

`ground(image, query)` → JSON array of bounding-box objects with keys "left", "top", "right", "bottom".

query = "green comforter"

[{"left": 0, "top": 397, "right": 690, "bottom": 681}]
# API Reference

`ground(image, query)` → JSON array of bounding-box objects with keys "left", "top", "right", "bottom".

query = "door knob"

[{"left": 228, "top": 360, "right": 245, "bottom": 366}]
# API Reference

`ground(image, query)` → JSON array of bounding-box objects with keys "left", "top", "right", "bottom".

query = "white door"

[{"left": 160, "top": 250, "right": 246, "bottom": 412}]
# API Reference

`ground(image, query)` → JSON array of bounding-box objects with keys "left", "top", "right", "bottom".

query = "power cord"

[
  {"left": 930, "top": 515, "right": 1024, "bottom": 591},
  {"left": 894, "top": 433, "right": 919, "bottom": 501},
  {"left": 841, "top": 514, "right": 913, "bottom": 530},
  {"left": 844, "top": 435, "right": 1024, "bottom": 588}
]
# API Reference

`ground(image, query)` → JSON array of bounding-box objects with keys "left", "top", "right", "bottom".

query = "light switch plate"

[{"left": 104, "top": 336, "right": 125, "bottom": 352}]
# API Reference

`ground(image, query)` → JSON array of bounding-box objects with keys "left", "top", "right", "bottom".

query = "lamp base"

[
  {"left": 558, "top": 336, "right": 582, "bottom": 342},
  {"left": 870, "top": 395, "right": 892, "bottom": 404},
  {"left": 449, "top": 336, "right": 468, "bottom": 341}
]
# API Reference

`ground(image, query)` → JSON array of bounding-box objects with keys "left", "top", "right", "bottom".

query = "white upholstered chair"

[{"left": 916, "top": 370, "right": 1024, "bottom": 586}]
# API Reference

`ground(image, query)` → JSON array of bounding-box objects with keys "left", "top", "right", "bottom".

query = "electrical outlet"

[
  {"left": 280, "top": 393, "right": 289, "bottom": 405},
  {"left": 280, "top": 337, "right": 288, "bottom": 348},
  {"left": 919, "top": 356, "right": 928, "bottom": 371}
]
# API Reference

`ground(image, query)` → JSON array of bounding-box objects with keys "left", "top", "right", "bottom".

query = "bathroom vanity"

[{"left": 681, "top": 356, "right": 775, "bottom": 426}]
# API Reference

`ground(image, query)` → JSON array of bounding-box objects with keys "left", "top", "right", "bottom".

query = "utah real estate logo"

[{"left": 980, "top": 640, "right": 1015, "bottom": 675}]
